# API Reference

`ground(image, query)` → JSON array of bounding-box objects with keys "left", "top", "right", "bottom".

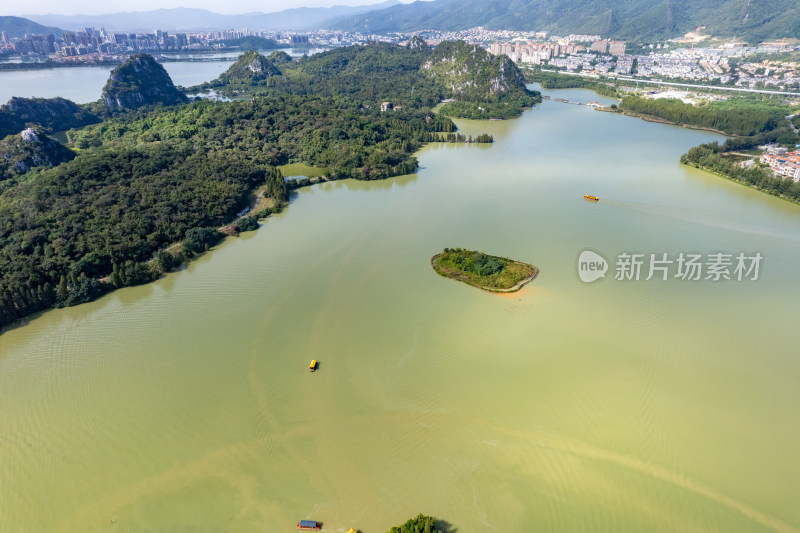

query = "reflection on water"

[{"left": 1, "top": 90, "right": 800, "bottom": 533}]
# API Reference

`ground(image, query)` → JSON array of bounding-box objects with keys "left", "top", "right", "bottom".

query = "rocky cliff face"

[
  {"left": 218, "top": 50, "right": 282, "bottom": 83},
  {"left": 0, "top": 97, "right": 99, "bottom": 138},
  {"left": 0, "top": 127, "right": 75, "bottom": 180},
  {"left": 102, "top": 53, "right": 188, "bottom": 112},
  {"left": 421, "top": 40, "right": 527, "bottom": 100}
]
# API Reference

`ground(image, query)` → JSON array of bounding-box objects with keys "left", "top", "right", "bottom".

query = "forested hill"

[
  {"left": 0, "top": 16, "right": 64, "bottom": 39},
  {"left": 218, "top": 40, "right": 538, "bottom": 119},
  {"left": 0, "top": 97, "right": 100, "bottom": 139},
  {"left": 330, "top": 0, "right": 800, "bottom": 42},
  {"left": 216, "top": 51, "right": 282, "bottom": 84},
  {"left": 102, "top": 54, "right": 188, "bottom": 112},
  {"left": 0, "top": 128, "right": 75, "bottom": 181}
]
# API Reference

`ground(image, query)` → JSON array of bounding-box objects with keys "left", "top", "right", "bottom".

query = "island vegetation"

[
  {"left": 432, "top": 248, "right": 538, "bottom": 293},
  {"left": 387, "top": 513, "right": 448, "bottom": 533}
]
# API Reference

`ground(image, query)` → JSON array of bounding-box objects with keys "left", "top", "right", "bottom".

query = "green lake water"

[{"left": 1, "top": 87, "right": 799, "bottom": 533}]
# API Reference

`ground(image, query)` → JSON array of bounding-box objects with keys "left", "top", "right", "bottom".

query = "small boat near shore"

[
  {"left": 584, "top": 195, "right": 599, "bottom": 202},
  {"left": 297, "top": 520, "right": 322, "bottom": 530}
]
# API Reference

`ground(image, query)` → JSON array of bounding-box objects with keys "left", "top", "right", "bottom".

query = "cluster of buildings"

[
  {"left": 633, "top": 48, "right": 732, "bottom": 81},
  {"left": 402, "top": 27, "right": 553, "bottom": 47},
  {"left": 735, "top": 57, "right": 800, "bottom": 90},
  {"left": 622, "top": 46, "right": 799, "bottom": 90},
  {"left": 3, "top": 22, "right": 799, "bottom": 93},
  {"left": 489, "top": 41, "right": 587, "bottom": 64},
  {"left": 484, "top": 34, "right": 800, "bottom": 91},
  {"left": 487, "top": 36, "right": 626, "bottom": 65},
  {"left": 760, "top": 147, "right": 800, "bottom": 181},
  {"left": 1, "top": 27, "right": 319, "bottom": 62}
]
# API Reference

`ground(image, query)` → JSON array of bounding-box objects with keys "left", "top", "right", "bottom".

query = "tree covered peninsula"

[
  {"left": 432, "top": 248, "right": 539, "bottom": 293},
  {"left": 0, "top": 41, "right": 537, "bottom": 330}
]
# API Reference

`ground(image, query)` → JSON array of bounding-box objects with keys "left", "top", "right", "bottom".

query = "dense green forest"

[
  {"left": 102, "top": 53, "right": 188, "bottom": 111},
  {"left": 193, "top": 41, "right": 538, "bottom": 119},
  {"left": 0, "top": 129, "right": 75, "bottom": 181},
  {"left": 423, "top": 41, "right": 536, "bottom": 118},
  {"left": 0, "top": 143, "right": 284, "bottom": 326},
  {"left": 267, "top": 51, "right": 293, "bottom": 65},
  {"left": 68, "top": 96, "right": 449, "bottom": 178},
  {"left": 331, "top": 0, "right": 800, "bottom": 43},
  {"left": 0, "top": 42, "right": 536, "bottom": 330},
  {"left": 617, "top": 95, "right": 795, "bottom": 138},
  {"left": 0, "top": 96, "right": 100, "bottom": 138},
  {"left": 682, "top": 143, "right": 800, "bottom": 203},
  {"left": 0, "top": 93, "right": 466, "bottom": 329},
  {"left": 213, "top": 50, "right": 282, "bottom": 85},
  {"left": 193, "top": 42, "right": 440, "bottom": 106}
]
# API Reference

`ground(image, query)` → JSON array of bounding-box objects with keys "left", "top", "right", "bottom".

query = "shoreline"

[
  {"left": 431, "top": 253, "right": 539, "bottom": 293},
  {"left": 684, "top": 163, "right": 800, "bottom": 205},
  {"left": 617, "top": 109, "right": 732, "bottom": 135}
]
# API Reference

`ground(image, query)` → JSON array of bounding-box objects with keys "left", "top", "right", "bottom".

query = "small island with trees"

[{"left": 431, "top": 248, "right": 538, "bottom": 293}]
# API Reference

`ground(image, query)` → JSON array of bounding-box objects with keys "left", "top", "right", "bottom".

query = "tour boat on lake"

[
  {"left": 309, "top": 360, "right": 317, "bottom": 372},
  {"left": 584, "top": 195, "right": 599, "bottom": 202},
  {"left": 297, "top": 520, "right": 321, "bottom": 530}
]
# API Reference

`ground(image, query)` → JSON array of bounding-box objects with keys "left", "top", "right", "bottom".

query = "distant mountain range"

[
  {"left": 10, "top": 0, "right": 800, "bottom": 43},
  {"left": 0, "top": 16, "right": 64, "bottom": 39},
  {"left": 25, "top": 2, "right": 398, "bottom": 33},
  {"left": 329, "top": 0, "right": 800, "bottom": 43}
]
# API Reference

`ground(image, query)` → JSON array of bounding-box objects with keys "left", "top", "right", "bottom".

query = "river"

[{"left": 1, "top": 84, "right": 799, "bottom": 533}]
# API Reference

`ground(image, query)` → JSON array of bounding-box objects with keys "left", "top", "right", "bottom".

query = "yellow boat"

[
  {"left": 309, "top": 360, "right": 317, "bottom": 372},
  {"left": 584, "top": 194, "right": 599, "bottom": 202}
]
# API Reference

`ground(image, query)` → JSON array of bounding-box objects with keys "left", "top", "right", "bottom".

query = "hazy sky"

[{"left": 14, "top": 0, "right": 417, "bottom": 16}]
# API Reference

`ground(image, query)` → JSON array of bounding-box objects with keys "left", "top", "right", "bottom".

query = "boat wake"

[{"left": 601, "top": 199, "right": 800, "bottom": 242}]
